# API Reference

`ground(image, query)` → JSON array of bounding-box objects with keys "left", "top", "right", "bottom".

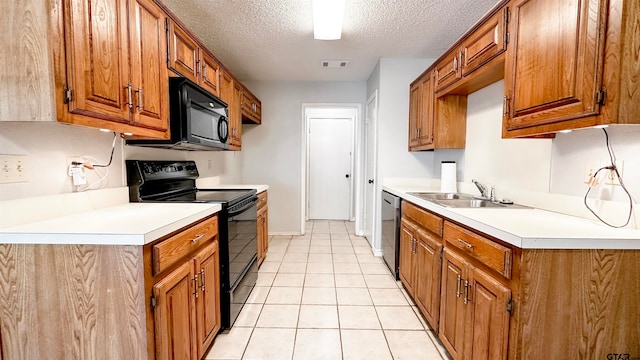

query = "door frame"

[
  {"left": 301, "top": 104, "right": 362, "bottom": 234},
  {"left": 362, "top": 91, "right": 379, "bottom": 247}
]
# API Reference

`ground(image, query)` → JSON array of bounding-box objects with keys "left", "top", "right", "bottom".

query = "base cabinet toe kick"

[
  {"left": 0, "top": 215, "right": 221, "bottom": 360},
  {"left": 399, "top": 201, "right": 640, "bottom": 360}
]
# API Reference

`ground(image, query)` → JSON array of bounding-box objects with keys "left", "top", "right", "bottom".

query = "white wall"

[
  {"left": 367, "top": 58, "right": 436, "bottom": 251},
  {"left": 0, "top": 121, "right": 243, "bottom": 201},
  {"left": 241, "top": 81, "right": 367, "bottom": 234},
  {"left": 463, "top": 81, "right": 552, "bottom": 193},
  {"left": 458, "top": 80, "right": 639, "bottom": 227}
]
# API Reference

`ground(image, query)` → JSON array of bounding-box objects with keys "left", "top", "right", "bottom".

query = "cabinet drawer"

[
  {"left": 257, "top": 191, "right": 268, "bottom": 210},
  {"left": 402, "top": 202, "right": 443, "bottom": 237},
  {"left": 153, "top": 216, "right": 218, "bottom": 276},
  {"left": 443, "top": 221, "right": 512, "bottom": 279}
]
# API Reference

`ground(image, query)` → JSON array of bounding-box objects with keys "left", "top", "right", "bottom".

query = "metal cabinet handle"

[
  {"left": 456, "top": 275, "right": 462, "bottom": 297},
  {"left": 192, "top": 233, "right": 205, "bottom": 243},
  {"left": 196, "top": 60, "right": 201, "bottom": 75},
  {"left": 453, "top": 55, "right": 458, "bottom": 72},
  {"left": 200, "top": 269, "right": 205, "bottom": 292},
  {"left": 417, "top": 128, "right": 421, "bottom": 138},
  {"left": 503, "top": 96, "right": 509, "bottom": 116},
  {"left": 203, "top": 64, "right": 207, "bottom": 79},
  {"left": 126, "top": 84, "right": 133, "bottom": 109},
  {"left": 193, "top": 274, "right": 199, "bottom": 298},
  {"left": 458, "top": 238, "right": 474, "bottom": 250},
  {"left": 136, "top": 88, "right": 143, "bottom": 111},
  {"left": 463, "top": 280, "right": 469, "bottom": 304}
]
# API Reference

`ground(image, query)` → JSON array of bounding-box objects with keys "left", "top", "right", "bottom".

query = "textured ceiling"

[{"left": 160, "top": 0, "right": 500, "bottom": 82}]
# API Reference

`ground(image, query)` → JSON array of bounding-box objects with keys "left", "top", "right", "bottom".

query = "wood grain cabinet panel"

[
  {"left": 439, "top": 248, "right": 468, "bottom": 360},
  {"left": 460, "top": 7, "right": 507, "bottom": 78},
  {"left": 130, "top": 0, "right": 169, "bottom": 131},
  {"left": 167, "top": 21, "right": 200, "bottom": 83},
  {"left": 0, "top": 0, "right": 55, "bottom": 122},
  {"left": 408, "top": 71, "right": 435, "bottom": 150},
  {"left": 503, "top": 0, "right": 607, "bottom": 133},
  {"left": 194, "top": 242, "right": 221, "bottom": 359},
  {"left": 53, "top": 0, "right": 169, "bottom": 138},
  {"left": 200, "top": 52, "right": 220, "bottom": 97},
  {"left": 231, "top": 82, "right": 243, "bottom": 148},
  {"left": 415, "top": 229, "right": 443, "bottom": 331},
  {"left": 64, "top": 0, "right": 131, "bottom": 123},
  {"left": 399, "top": 202, "right": 444, "bottom": 332},
  {"left": 153, "top": 260, "right": 197, "bottom": 360},
  {"left": 435, "top": 50, "right": 462, "bottom": 93},
  {"left": 257, "top": 202, "right": 269, "bottom": 266}
]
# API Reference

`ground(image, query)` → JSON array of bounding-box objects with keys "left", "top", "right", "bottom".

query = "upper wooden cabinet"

[
  {"left": 55, "top": 0, "right": 169, "bottom": 138},
  {"left": 435, "top": 5, "right": 509, "bottom": 94},
  {"left": 167, "top": 20, "right": 221, "bottom": 98},
  {"left": 241, "top": 87, "right": 262, "bottom": 124},
  {"left": 503, "top": 0, "right": 640, "bottom": 137},
  {"left": 409, "top": 70, "right": 466, "bottom": 151},
  {"left": 408, "top": 71, "right": 435, "bottom": 150}
]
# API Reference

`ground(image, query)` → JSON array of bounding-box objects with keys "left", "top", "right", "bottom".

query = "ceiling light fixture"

[{"left": 312, "top": 0, "right": 346, "bottom": 40}]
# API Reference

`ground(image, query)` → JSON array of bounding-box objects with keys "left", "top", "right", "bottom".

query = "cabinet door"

[
  {"left": 415, "top": 231, "right": 443, "bottom": 331},
  {"left": 218, "top": 69, "right": 233, "bottom": 105},
  {"left": 467, "top": 267, "right": 511, "bottom": 360},
  {"left": 461, "top": 7, "right": 507, "bottom": 77},
  {"left": 200, "top": 52, "right": 220, "bottom": 96},
  {"left": 399, "top": 219, "right": 417, "bottom": 295},
  {"left": 439, "top": 249, "right": 468, "bottom": 360},
  {"left": 153, "top": 261, "right": 197, "bottom": 360},
  {"left": 65, "top": 0, "right": 130, "bottom": 123},
  {"left": 408, "top": 81, "right": 421, "bottom": 149},
  {"left": 417, "top": 73, "right": 434, "bottom": 147},
  {"left": 230, "top": 82, "right": 243, "bottom": 148},
  {"left": 504, "top": 0, "right": 606, "bottom": 132},
  {"left": 257, "top": 205, "right": 268, "bottom": 264},
  {"left": 168, "top": 21, "right": 199, "bottom": 83},
  {"left": 435, "top": 50, "right": 462, "bottom": 92},
  {"left": 129, "top": 0, "right": 169, "bottom": 132},
  {"left": 194, "top": 242, "right": 221, "bottom": 359}
]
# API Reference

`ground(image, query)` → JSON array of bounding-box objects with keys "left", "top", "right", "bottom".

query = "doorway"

[{"left": 302, "top": 105, "right": 360, "bottom": 230}]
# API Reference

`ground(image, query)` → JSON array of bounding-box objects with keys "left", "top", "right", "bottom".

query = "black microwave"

[{"left": 126, "top": 77, "right": 229, "bottom": 151}]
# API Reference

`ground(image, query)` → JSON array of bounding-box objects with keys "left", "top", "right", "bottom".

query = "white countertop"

[
  {"left": 0, "top": 202, "right": 221, "bottom": 246},
  {"left": 383, "top": 185, "right": 640, "bottom": 250}
]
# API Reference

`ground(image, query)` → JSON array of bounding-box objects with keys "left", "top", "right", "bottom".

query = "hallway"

[{"left": 205, "top": 220, "right": 448, "bottom": 359}]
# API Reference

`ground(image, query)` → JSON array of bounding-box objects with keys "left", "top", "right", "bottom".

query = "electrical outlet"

[
  {"left": 605, "top": 160, "right": 624, "bottom": 186},
  {"left": 0, "top": 155, "right": 29, "bottom": 184},
  {"left": 584, "top": 160, "right": 602, "bottom": 186}
]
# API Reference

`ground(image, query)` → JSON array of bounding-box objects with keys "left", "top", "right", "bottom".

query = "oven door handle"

[{"left": 227, "top": 197, "right": 259, "bottom": 217}]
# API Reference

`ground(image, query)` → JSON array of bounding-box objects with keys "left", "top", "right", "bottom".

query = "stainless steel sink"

[
  {"left": 408, "top": 192, "right": 530, "bottom": 209},
  {"left": 408, "top": 192, "right": 475, "bottom": 201}
]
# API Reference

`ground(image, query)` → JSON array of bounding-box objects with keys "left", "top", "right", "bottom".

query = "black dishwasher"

[{"left": 381, "top": 191, "right": 401, "bottom": 280}]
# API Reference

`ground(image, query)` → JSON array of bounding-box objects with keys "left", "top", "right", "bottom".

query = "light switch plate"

[{"left": 0, "top": 155, "right": 29, "bottom": 184}]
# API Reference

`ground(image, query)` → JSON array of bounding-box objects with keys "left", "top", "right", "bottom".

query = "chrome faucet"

[{"left": 472, "top": 179, "right": 489, "bottom": 199}]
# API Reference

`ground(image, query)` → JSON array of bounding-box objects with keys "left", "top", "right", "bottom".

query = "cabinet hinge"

[
  {"left": 506, "top": 298, "right": 514, "bottom": 314},
  {"left": 150, "top": 295, "right": 157, "bottom": 310},
  {"left": 63, "top": 86, "right": 72, "bottom": 104},
  {"left": 504, "top": 7, "right": 510, "bottom": 23},
  {"left": 596, "top": 89, "right": 606, "bottom": 106}
]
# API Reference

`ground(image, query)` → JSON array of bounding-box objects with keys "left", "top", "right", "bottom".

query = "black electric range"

[{"left": 126, "top": 160, "right": 258, "bottom": 330}]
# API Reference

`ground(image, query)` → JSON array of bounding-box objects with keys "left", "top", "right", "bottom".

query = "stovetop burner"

[{"left": 126, "top": 160, "right": 255, "bottom": 206}]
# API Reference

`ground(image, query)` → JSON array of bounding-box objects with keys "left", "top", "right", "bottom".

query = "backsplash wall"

[{"left": 0, "top": 122, "right": 242, "bottom": 201}]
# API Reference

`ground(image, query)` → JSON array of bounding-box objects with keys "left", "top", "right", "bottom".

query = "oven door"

[{"left": 225, "top": 199, "right": 258, "bottom": 328}]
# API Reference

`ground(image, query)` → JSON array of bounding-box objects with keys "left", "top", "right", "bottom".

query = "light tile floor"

[{"left": 205, "top": 220, "right": 449, "bottom": 360}]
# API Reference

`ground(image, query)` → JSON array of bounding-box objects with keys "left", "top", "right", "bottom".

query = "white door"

[
  {"left": 308, "top": 117, "right": 353, "bottom": 220},
  {"left": 364, "top": 93, "right": 378, "bottom": 243}
]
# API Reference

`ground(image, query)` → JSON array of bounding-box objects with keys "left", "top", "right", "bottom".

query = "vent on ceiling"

[{"left": 321, "top": 60, "right": 349, "bottom": 68}]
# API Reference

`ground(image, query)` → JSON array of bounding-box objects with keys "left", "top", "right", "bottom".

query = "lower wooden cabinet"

[
  {"left": 439, "top": 248, "right": 511, "bottom": 360},
  {"left": 151, "top": 219, "right": 221, "bottom": 360},
  {"left": 154, "top": 241, "right": 220, "bottom": 360},
  {"left": 399, "top": 202, "right": 444, "bottom": 331},
  {"left": 257, "top": 191, "right": 269, "bottom": 265}
]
